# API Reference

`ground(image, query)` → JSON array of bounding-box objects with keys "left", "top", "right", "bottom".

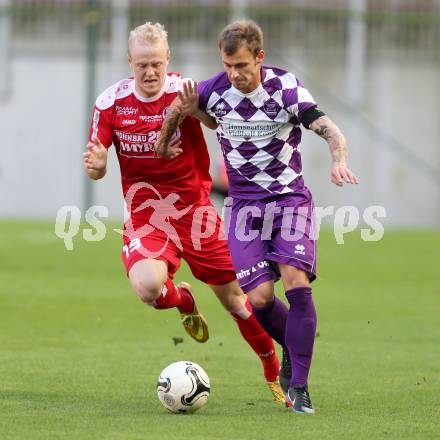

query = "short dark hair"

[{"left": 218, "top": 20, "right": 263, "bottom": 57}]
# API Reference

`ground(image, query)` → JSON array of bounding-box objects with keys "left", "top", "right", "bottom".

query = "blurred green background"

[{"left": 1, "top": 222, "right": 439, "bottom": 439}]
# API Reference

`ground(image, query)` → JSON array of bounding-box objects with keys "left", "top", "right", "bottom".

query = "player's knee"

[
  {"left": 247, "top": 282, "right": 274, "bottom": 308},
  {"left": 224, "top": 291, "right": 245, "bottom": 313},
  {"left": 210, "top": 281, "right": 245, "bottom": 313},
  {"left": 283, "top": 273, "right": 310, "bottom": 290},
  {"left": 130, "top": 276, "right": 163, "bottom": 305},
  {"left": 249, "top": 294, "right": 273, "bottom": 308}
]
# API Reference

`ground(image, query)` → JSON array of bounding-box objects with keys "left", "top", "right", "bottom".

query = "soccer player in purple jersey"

[{"left": 156, "top": 20, "right": 358, "bottom": 414}]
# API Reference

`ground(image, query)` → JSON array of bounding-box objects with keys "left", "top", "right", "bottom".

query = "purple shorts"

[{"left": 225, "top": 187, "right": 317, "bottom": 293}]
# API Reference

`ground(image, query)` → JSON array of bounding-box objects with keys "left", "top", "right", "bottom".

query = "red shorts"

[{"left": 121, "top": 201, "right": 236, "bottom": 286}]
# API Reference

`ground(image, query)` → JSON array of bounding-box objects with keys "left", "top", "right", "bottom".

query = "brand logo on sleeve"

[{"left": 92, "top": 109, "right": 100, "bottom": 139}]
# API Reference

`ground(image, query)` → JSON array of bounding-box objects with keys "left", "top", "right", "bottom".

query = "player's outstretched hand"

[
  {"left": 176, "top": 80, "right": 199, "bottom": 117},
  {"left": 83, "top": 137, "right": 107, "bottom": 171},
  {"left": 331, "top": 162, "right": 359, "bottom": 187},
  {"left": 155, "top": 136, "right": 183, "bottom": 160}
]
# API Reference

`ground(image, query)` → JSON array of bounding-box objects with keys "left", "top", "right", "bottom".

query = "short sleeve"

[
  {"left": 88, "top": 106, "right": 113, "bottom": 148},
  {"left": 170, "top": 75, "right": 195, "bottom": 93},
  {"left": 197, "top": 80, "right": 211, "bottom": 112},
  {"left": 282, "top": 75, "right": 317, "bottom": 118}
]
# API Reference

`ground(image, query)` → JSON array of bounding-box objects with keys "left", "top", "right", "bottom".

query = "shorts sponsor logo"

[
  {"left": 236, "top": 268, "right": 250, "bottom": 280},
  {"left": 236, "top": 260, "right": 269, "bottom": 280},
  {"left": 294, "top": 244, "right": 306, "bottom": 255}
]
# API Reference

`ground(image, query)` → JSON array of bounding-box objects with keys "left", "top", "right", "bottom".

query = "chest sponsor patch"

[
  {"left": 115, "top": 130, "right": 158, "bottom": 158},
  {"left": 115, "top": 106, "right": 138, "bottom": 116},
  {"left": 114, "top": 128, "right": 181, "bottom": 158}
]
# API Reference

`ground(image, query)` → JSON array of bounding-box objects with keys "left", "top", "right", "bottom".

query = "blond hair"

[{"left": 128, "top": 22, "right": 169, "bottom": 52}]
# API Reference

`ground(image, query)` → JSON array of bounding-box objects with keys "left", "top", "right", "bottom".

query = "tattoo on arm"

[
  {"left": 311, "top": 116, "right": 347, "bottom": 164},
  {"left": 156, "top": 107, "right": 183, "bottom": 157},
  {"left": 314, "top": 124, "right": 329, "bottom": 137},
  {"left": 163, "top": 108, "right": 183, "bottom": 142}
]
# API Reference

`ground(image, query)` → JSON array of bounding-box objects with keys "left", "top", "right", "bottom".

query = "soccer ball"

[{"left": 156, "top": 361, "right": 210, "bottom": 414}]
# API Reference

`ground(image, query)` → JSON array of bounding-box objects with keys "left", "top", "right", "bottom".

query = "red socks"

[
  {"left": 155, "top": 286, "right": 279, "bottom": 382},
  {"left": 153, "top": 279, "right": 194, "bottom": 314},
  {"left": 231, "top": 298, "right": 280, "bottom": 382}
]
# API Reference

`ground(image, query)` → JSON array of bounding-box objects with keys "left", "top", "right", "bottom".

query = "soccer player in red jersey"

[{"left": 83, "top": 22, "right": 285, "bottom": 404}]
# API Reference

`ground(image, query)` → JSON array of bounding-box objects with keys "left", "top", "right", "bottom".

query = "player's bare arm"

[
  {"left": 156, "top": 81, "right": 217, "bottom": 160},
  {"left": 194, "top": 110, "right": 217, "bottom": 130},
  {"left": 309, "top": 115, "right": 359, "bottom": 187},
  {"left": 83, "top": 137, "right": 108, "bottom": 180},
  {"left": 155, "top": 105, "right": 184, "bottom": 159},
  {"left": 155, "top": 82, "right": 194, "bottom": 159}
]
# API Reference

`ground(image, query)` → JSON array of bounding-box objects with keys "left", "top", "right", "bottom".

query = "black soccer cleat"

[
  {"left": 287, "top": 386, "right": 315, "bottom": 414},
  {"left": 279, "top": 348, "right": 292, "bottom": 395}
]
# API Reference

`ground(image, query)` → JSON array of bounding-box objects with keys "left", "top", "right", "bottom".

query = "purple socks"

[
  {"left": 285, "top": 287, "right": 317, "bottom": 387},
  {"left": 251, "top": 288, "right": 317, "bottom": 388},
  {"left": 252, "top": 296, "right": 289, "bottom": 351}
]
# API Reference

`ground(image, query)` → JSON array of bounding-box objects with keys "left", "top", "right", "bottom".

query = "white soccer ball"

[{"left": 156, "top": 361, "right": 210, "bottom": 414}]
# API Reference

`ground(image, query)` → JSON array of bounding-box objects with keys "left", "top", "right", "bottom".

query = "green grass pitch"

[{"left": 0, "top": 221, "right": 439, "bottom": 440}]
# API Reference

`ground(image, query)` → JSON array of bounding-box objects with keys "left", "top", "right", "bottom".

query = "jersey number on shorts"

[{"left": 122, "top": 238, "right": 141, "bottom": 258}]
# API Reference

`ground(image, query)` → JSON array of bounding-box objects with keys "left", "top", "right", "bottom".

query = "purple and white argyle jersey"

[{"left": 198, "top": 65, "right": 317, "bottom": 199}]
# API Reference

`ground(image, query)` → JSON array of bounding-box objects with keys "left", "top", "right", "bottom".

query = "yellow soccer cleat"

[
  {"left": 177, "top": 282, "right": 209, "bottom": 343},
  {"left": 267, "top": 378, "right": 286, "bottom": 404}
]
